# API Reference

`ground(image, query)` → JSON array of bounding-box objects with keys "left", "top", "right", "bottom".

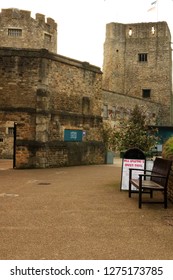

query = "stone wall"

[
  {"left": 102, "top": 89, "right": 170, "bottom": 126},
  {"left": 15, "top": 140, "right": 105, "bottom": 168},
  {"left": 0, "top": 8, "right": 57, "bottom": 53},
  {"left": 0, "top": 47, "right": 104, "bottom": 168}
]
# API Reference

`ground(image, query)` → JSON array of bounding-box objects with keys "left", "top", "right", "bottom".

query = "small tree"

[
  {"left": 101, "top": 105, "right": 158, "bottom": 153},
  {"left": 118, "top": 105, "right": 158, "bottom": 152},
  {"left": 101, "top": 121, "right": 119, "bottom": 151}
]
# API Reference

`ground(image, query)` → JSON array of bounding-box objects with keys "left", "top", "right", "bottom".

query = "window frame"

[
  {"left": 138, "top": 53, "right": 148, "bottom": 62},
  {"left": 8, "top": 127, "right": 14, "bottom": 136},
  {"left": 142, "top": 89, "right": 151, "bottom": 98},
  {"left": 8, "top": 28, "right": 22, "bottom": 37}
]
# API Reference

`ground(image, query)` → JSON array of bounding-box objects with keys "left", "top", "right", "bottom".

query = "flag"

[{"left": 147, "top": 0, "right": 157, "bottom": 12}]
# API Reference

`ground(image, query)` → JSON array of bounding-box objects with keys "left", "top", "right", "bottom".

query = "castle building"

[
  {"left": 0, "top": 9, "right": 172, "bottom": 167},
  {"left": 0, "top": 9, "right": 104, "bottom": 167},
  {"left": 102, "top": 22, "right": 172, "bottom": 126}
]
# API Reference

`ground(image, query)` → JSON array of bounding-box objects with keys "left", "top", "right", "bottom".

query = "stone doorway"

[{"left": 0, "top": 121, "right": 16, "bottom": 169}]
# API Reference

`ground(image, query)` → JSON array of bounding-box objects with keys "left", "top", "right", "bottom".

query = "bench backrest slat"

[{"left": 151, "top": 158, "right": 172, "bottom": 187}]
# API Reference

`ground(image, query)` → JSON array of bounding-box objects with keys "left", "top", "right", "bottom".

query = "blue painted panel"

[{"left": 64, "top": 129, "right": 83, "bottom": 142}]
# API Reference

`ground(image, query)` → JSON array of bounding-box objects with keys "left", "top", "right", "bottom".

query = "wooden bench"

[{"left": 129, "top": 157, "right": 172, "bottom": 208}]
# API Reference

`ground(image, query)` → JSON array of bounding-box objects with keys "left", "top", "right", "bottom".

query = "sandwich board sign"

[{"left": 120, "top": 148, "right": 146, "bottom": 191}]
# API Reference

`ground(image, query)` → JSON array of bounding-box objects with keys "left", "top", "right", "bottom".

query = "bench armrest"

[
  {"left": 129, "top": 168, "right": 153, "bottom": 173},
  {"left": 139, "top": 174, "right": 167, "bottom": 179}
]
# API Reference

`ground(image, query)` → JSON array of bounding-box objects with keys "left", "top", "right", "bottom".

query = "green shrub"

[
  {"left": 162, "top": 137, "right": 173, "bottom": 160},
  {"left": 101, "top": 105, "right": 158, "bottom": 153}
]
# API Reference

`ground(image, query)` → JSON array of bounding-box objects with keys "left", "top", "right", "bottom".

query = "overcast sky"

[{"left": 0, "top": 0, "right": 173, "bottom": 68}]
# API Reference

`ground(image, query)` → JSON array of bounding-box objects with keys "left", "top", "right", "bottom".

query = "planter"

[
  {"left": 120, "top": 151, "right": 126, "bottom": 158},
  {"left": 106, "top": 151, "right": 114, "bottom": 164}
]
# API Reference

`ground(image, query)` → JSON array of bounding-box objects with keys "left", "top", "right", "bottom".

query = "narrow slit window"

[
  {"left": 103, "top": 105, "right": 108, "bottom": 118},
  {"left": 151, "top": 26, "right": 155, "bottom": 35},
  {"left": 44, "top": 33, "right": 51, "bottom": 43},
  {"left": 82, "top": 97, "right": 90, "bottom": 114},
  {"left": 129, "top": 28, "right": 132, "bottom": 36},
  {"left": 112, "top": 106, "right": 116, "bottom": 119}
]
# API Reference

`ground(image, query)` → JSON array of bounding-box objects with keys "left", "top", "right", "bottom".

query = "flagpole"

[
  {"left": 147, "top": 0, "right": 159, "bottom": 22},
  {"left": 156, "top": 0, "right": 159, "bottom": 21}
]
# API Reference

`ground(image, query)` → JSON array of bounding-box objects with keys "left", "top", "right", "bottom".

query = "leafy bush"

[
  {"left": 162, "top": 137, "right": 173, "bottom": 160},
  {"left": 101, "top": 105, "right": 158, "bottom": 152}
]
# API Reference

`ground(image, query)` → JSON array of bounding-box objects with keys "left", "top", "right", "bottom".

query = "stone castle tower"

[
  {"left": 102, "top": 21, "right": 172, "bottom": 125},
  {"left": 1, "top": 8, "right": 173, "bottom": 166},
  {"left": 0, "top": 8, "right": 57, "bottom": 53}
]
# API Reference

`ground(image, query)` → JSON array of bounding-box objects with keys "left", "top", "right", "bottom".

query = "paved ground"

[{"left": 0, "top": 159, "right": 173, "bottom": 260}]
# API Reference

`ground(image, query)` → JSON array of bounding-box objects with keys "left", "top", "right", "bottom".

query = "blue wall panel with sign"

[{"left": 64, "top": 129, "right": 83, "bottom": 142}]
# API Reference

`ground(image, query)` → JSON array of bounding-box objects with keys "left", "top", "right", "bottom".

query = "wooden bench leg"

[
  {"left": 150, "top": 190, "right": 153, "bottom": 198},
  {"left": 139, "top": 188, "right": 142, "bottom": 208},
  {"left": 129, "top": 169, "right": 132, "bottom": 198},
  {"left": 129, "top": 181, "right": 131, "bottom": 198},
  {"left": 164, "top": 189, "right": 167, "bottom": 209},
  {"left": 139, "top": 176, "right": 142, "bottom": 208}
]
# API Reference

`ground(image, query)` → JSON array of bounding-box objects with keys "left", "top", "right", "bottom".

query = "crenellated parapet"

[{"left": 0, "top": 8, "right": 57, "bottom": 53}]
